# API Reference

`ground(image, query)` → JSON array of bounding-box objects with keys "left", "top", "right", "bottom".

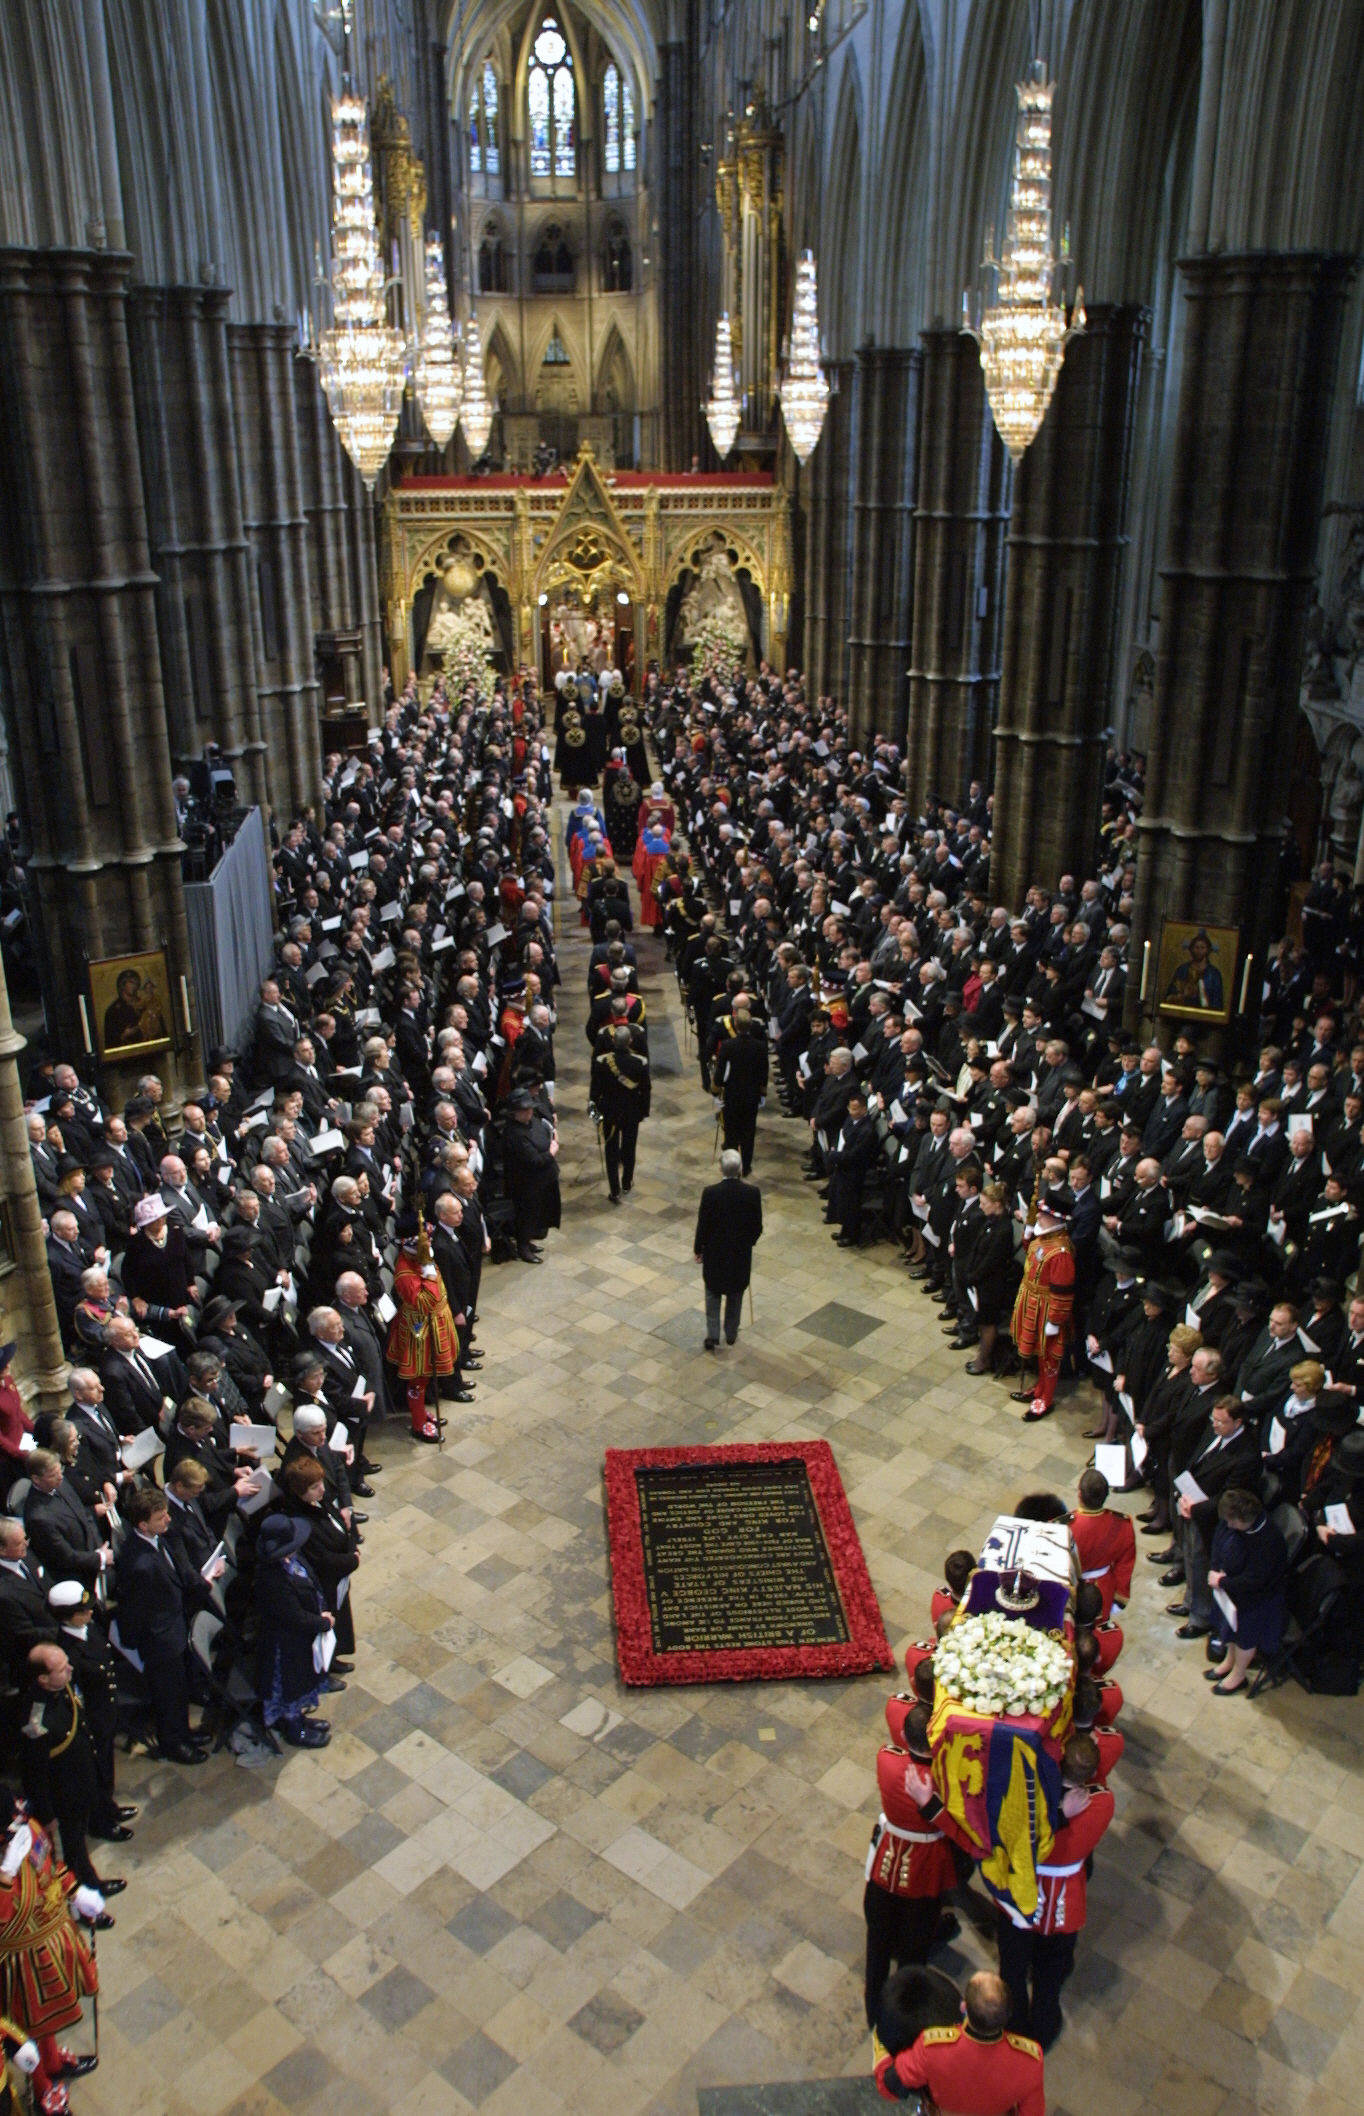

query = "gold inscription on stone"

[{"left": 635, "top": 1463, "right": 850, "bottom": 1654}]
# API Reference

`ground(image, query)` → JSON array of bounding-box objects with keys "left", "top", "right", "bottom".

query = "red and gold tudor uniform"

[
  {"left": 875, "top": 2017, "right": 1046, "bottom": 2114},
  {"left": 387, "top": 1238, "right": 459, "bottom": 1440},
  {"left": 1010, "top": 1208, "right": 1076, "bottom": 1417},
  {"left": 0, "top": 1815, "right": 97, "bottom": 2114}
]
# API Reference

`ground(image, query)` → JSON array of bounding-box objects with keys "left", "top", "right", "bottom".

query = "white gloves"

[
  {"left": 0, "top": 1825, "right": 32, "bottom": 1878},
  {"left": 1044, "top": 1322, "right": 1060, "bottom": 1337},
  {"left": 72, "top": 1885, "right": 106, "bottom": 1921},
  {"left": 12, "top": 2042, "right": 39, "bottom": 2076}
]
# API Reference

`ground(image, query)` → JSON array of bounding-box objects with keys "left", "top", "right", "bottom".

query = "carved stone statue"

[{"left": 676, "top": 534, "right": 751, "bottom": 656}]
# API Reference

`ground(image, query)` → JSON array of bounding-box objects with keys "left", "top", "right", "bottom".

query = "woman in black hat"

[
  {"left": 1222, "top": 1156, "right": 1271, "bottom": 1276},
  {"left": 255, "top": 1514, "right": 333, "bottom": 1749},
  {"left": 196, "top": 1295, "right": 273, "bottom": 1408},
  {"left": 214, "top": 1224, "right": 288, "bottom": 1349}
]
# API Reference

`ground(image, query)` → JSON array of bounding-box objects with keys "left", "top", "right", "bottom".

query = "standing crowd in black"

[
  {"left": 3, "top": 674, "right": 570, "bottom": 1940},
  {"left": 640, "top": 664, "right": 1364, "bottom": 1694}
]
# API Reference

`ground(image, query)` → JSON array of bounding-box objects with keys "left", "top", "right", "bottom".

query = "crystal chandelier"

[
  {"left": 705, "top": 312, "right": 740, "bottom": 459},
  {"left": 779, "top": 250, "right": 829, "bottom": 464},
  {"left": 317, "top": 85, "right": 408, "bottom": 488},
  {"left": 460, "top": 313, "right": 493, "bottom": 458},
  {"left": 413, "top": 235, "right": 462, "bottom": 449},
  {"left": 963, "top": 61, "right": 1084, "bottom": 462}
]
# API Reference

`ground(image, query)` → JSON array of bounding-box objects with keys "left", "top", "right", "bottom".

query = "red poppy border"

[{"left": 603, "top": 1440, "right": 894, "bottom": 1686}]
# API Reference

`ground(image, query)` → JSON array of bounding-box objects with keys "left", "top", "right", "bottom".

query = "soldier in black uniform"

[
  {"left": 712, "top": 999, "right": 769, "bottom": 1176},
  {"left": 18, "top": 1643, "right": 125, "bottom": 1895},
  {"left": 590, "top": 1030, "right": 652, "bottom": 1204},
  {"left": 46, "top": 1582, "right": 136, "bottom": 1844}
]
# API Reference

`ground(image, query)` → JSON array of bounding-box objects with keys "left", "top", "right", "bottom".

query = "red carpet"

[{"left": 604, "top": 1441, "right": 894, "bottom": 1686}]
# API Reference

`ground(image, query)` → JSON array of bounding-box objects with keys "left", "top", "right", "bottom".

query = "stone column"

[
  {"left": 127, "top": 285, "right": 268, "bottom": 807},
  {"left": 296, "top": 361, "right": 383, "bottom": 721},
  {"left": 347, "top": 464, "right": 385, "bottom": 717},
  {"left": 905, "top": 328, "right": 1010, "bottom": 813},
  {"left": 659, "top": 18, "right": 702, "bottom": 471},
  {"left": 803, "top": 359, "right": 855, "bottom": 706},
  {"left": 1130, "top": 253, "right": 1354, "bottom": 1042},
  {"left": 0, "top": 248, "right": 198, "bottom": 1094},
  {"left": 229, "top": 322, "right": 323, "bottom": 819},
  {"left": 296, "top": 358, "right": 353, "bottom": 635},
  {"left": 990, "top": 305, "right": 1149, "bottom": 905},
  {"left": 0, "top": 955, "right": 67, "bottom": 1409},
  {"left": 847, "top": 346, "right": 921, "bottom": 746}
]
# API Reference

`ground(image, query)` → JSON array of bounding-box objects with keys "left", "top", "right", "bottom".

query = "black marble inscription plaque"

[{"left": 635, "top": 1461, "right": 850, "bottom": 1654}]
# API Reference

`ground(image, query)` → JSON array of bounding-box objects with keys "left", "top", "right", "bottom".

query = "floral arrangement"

[
  {"left": 429, "top": 595, "right": 496, "bottom": 694},
  {"left": 690, "top": 605, "right": 749, "bottom": 683},
  {"left": 932, "top": 1611, "right": 1072, "bottom": 1720}
]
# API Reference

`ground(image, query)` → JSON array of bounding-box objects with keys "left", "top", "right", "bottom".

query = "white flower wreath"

[
  {"left": 933, "top": 1611, "right": 1072, "bottom": 1720},
  {"left": 690, "top": 606, "right": 748, "bottom": 683}
]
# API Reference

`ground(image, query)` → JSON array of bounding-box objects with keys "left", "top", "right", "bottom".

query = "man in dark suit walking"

[{"left": 693, "top": 1151, "right": 763, "bottom": 1351}]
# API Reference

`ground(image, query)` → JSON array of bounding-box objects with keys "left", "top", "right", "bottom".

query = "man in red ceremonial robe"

[
  {"left": 994, "top": 1733, "right": 1114, "bottom": 2051},
  {"left": 863, "top": 1702, "right": 961, "bottom": 2027},
  {"left": 1068, "top": 1467, "right": 1136, "bottom": 1618},
  {"left": 875, "top": 1969, "right": 1045, "bottom": 2113},
  {"left": 386, "top": 1218, "right": 458, "bottom": 1443},
  {"left": 0, "top": 1796, "right": 101, "bottom": 2114},
  {"left": 1010, "top": 1200, "right": 1076, "bottom": 1422}
]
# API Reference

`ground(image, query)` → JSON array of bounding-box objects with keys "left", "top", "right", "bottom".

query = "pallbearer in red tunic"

[
  {"left": 387, "top": 1216, "right": 459, "bottom": 1443},
  {"left": 930, "top": 1550, "right": 976, "bottom": 1628},
  {"left": 994, "top": 1735, "right": 1115, "bottom": 2051},
  {"left": 876, "top": 1969, "right": 1045, "bottom": 2113},
  {"left": 1010, "top": 1201, "right": 1076, "bottom": 1422},
  {"left": 0, "top": 1798, "right": 100, "bottom": 2114},
  {"left": 863, "top": 1702, "right": 960, "bottom": 2028},
  {"left": 1068, "top": 1467, "right": 1136, "bottom": 1617}
]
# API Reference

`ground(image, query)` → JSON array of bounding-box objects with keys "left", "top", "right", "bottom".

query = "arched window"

[
  {"left": 482, "top": 63, "right": 500, "bottom": 176},
  {"left": 603, "top": 64, "right": 637, "bottom": 177},
  {"left": 528, "top": 16, "right": 574, "bottom": 179},
  {"left": 543, "top": 329, "right": 570, "bottom": 365},
  {"left": 532, "top": 223, "right": 574, "bottom": 291},
  {"left": 603, "top": 219, "right": 632, "bottom": 292},
  {"left": 603, "top": 64, "right": 620, "bottom": 174},
  {"left": 479, "top": 223, "right": 509, "bottom": 294},
  {"left": 468, "top": 61, "right": 500, "bottom": 178}
]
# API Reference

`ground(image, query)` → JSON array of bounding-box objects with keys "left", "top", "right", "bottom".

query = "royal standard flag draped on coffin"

[{"left": 928, "top": 1696, "right": 1064, "bottom": 1920}]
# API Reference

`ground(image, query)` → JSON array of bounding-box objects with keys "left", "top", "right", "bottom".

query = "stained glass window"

[
  {"left": 469, "top": 64, "right": 500, "bottom": 179},
  {"left": 621, "top": 76, "right": 636, "bottom": 171},
  {"left": 604, "top": 64, "right": 620, "bottom": 174},
  {"left": 552, "top": 67, "right": 574, "bottom": 175},
  {"left": 483, "top": 63, "right": 500, "bottom": 176},
  {"left": 528, "top": 68, "right": 550, "bottom": 178},
  {"left": 528, "top": 16, "right": 574, "bottom": 180}
]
